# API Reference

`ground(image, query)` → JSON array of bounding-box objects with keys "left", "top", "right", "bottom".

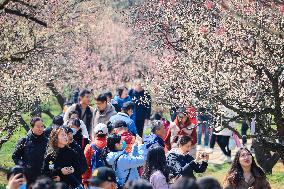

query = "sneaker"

[
  {"left": 197, "top": 145, "right": 203, "bottom": 151},
  {"left": 223, "top": 156, "right": 232, "bottom": 163},
  {"left": 205, "top": 147, "right": 214, "bottom": 154}
]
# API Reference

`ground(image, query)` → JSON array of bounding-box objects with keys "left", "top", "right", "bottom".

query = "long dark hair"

[
  {"left": 107, "top": 134, "right": 121, "bottom": 152},
  {"left": 224, "top": 148, "right": 266, "bottom": 187},
  {"left": 142, "top": 146, "right": 169, "bottom": 183}
]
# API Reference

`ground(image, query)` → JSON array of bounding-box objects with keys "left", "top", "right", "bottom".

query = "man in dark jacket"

[
  {"left": 64, "top": 89, "right": 95, "bottom": 136},
  {"left": 12, "top": 117, "right": 48, "bottom": 184},
  {"left": 129, "top": 79, "right": 151, "bottom": 137}
]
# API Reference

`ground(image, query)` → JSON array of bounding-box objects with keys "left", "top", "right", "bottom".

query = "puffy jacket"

[
  {"left": 92, "top": 104, "right": 117, "bottom": 138},
  {"left": 166, "top": 148, "right": 207, "bottom": 179},
  {"left": 113, "top": 96, "right": 132, "bottom": 111},
  {"left": 110, "top": 112, "right": 137, "bottom": 135},
  {"left": 12, "top": 131, "right": 48, "bottom": 182},
  {"left": 144, "top": 134, "right": 165, "bottom": 149},
  {"left": 106, "top": 144, "right": 147, "bottom": 186}
]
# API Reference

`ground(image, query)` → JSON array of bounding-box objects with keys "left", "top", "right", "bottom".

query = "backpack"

[
  {"left": 90, "top": 144, "right": 106, "bottom": 173},
  {"left": 114, "top": 153, "right": 131, "bottom": 189}
]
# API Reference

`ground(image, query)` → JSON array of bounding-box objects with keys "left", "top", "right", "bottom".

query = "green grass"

[{"left": 0, "top": 98, "right": 62, "bottom": 187}]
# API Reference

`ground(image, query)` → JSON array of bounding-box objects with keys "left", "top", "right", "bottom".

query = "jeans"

[{"left": 197, "top": 122, "right": 209, "bottom": 146}]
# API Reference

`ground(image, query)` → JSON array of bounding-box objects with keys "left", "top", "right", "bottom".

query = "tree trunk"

[
  {"left": 42, "top": 109, "right": 54, "bottom": 119},
  {"left": 253, "top": 139, "right": 280, "bottom": 174},
  {"left": 271, "top": 76, "right": 284, "bottom": 143},
  {"left": 46, "top": 81, "right": 65, "bottom": 110},
  {"left": 0, "top": 124, "right": 16, "bottom": 149},
  {"left": 17, "top": 114, "right": 30, "bottom": 132}
]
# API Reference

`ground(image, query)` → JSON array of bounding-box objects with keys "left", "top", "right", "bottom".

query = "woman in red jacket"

[{"left": 164, "top": 107, "right": 197, "bottom": 158}]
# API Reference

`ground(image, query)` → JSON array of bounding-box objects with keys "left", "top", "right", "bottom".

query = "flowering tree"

[
  {"left": 0, "top": 0, "right": 153, "bottom": 149},
  {"left": 128, "top": 0, "right": 284, "bottom": 172}
]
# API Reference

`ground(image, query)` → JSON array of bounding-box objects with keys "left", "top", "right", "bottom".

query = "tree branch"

[
  {"left": 0, "top": 0, "right": 10, "bottom": 10},
  {"left": 17, "top": 114, "right": 29, "bottom": 132},
  {"left": 42, "top": 109, "right": 54, "bottom": 119},
  {"left": 4, "top": 8, "right": 47, "bottom": 27},
  {"left": 220, "top": 1, "right": 284, "bottom": 39},
  {"left": 12, "top": 0, "right": 37, "bottom": 9}
]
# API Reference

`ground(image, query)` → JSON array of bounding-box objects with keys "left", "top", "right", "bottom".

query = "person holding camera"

[
  {"left": 166, "top": 135, "right": 209, "bottom": 182},
  {"left": 6, "top": 166, "right": 27, "bottom": 189},
  {"left": 42, "top": 127, "right": 84, "bottom": 189}
]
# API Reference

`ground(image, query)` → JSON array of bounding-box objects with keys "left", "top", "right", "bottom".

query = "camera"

[
  {"left": 7, "top": 166, "right": 25, "bottom": 180},
  {"left": 13, "top": 166, "right": 25, "bottom": 178}
]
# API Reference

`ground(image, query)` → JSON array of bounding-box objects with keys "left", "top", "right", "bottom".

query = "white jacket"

[{"left": 64, "top": 120, "right": 89, "bottom": 139}]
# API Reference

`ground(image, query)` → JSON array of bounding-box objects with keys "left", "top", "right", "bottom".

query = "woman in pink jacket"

[{"left": 142, "top": 146, "right": 170, "bottom": 189}]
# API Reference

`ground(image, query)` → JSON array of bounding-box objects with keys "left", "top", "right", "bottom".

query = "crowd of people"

[{"left": 7, "top": 81, "right": 271, "bottom": 189}]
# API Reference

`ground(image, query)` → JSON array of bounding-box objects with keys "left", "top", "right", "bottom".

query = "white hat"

[{"left": 94, "top": 123, "right": 108, "bottom": 135}]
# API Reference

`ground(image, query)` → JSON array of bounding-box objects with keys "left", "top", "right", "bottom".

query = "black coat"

[
  {"left": 69, "top": 140, "right": 88, "bottom": 174},
  {"left": 73, "top": 130, "right": 89, "bottom": 150},
  {"left": 42, "top": 146, "right": 84, "bottom": 187},
  {"left": 166, "top": 149, "right": 208, "bottom": 179},
  {"left": 12, "top": 131, "right": 48, "bottom": 182},
  {"left": 129, "top": 89, "right": 151, "bottom": 121}
]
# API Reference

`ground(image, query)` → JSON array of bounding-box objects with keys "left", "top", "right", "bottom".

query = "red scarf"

[{"left": 94, "top": 137, "right": 107, "bottom": 149}]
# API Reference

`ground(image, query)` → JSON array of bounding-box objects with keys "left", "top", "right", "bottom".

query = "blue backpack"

[{"left": 90, "top": 144, "right": 106, "bottom": 173}]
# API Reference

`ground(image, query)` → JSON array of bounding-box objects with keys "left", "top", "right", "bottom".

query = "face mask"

[
  {"left": 19, "top": 184, "right": 27, "bottom": 189},
  {"left": 95, "top": 138, "right": 107, "bottom": 149},
  {"left": 121, "top": 141, "right": 127, "bottom": 151},
  {"left": 71, "top": 128, "right": 77, "bottom": 135}
]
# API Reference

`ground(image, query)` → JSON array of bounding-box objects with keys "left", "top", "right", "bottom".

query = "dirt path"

[{"left": 198, "top": 139, "right": 251, "bottom": 165}]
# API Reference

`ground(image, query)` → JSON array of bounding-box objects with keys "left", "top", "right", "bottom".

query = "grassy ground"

[
  {"left": 0, "top": 98, "right": 62, "bottom": 188},
  {"left": 0, "top": 99, "right": 283, "bottom": 188}
]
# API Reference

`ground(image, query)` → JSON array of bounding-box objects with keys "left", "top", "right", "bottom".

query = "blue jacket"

[
  {"left": 144, "top": 134, "right": 165, "bottom": 149},
  {"left": 113, "top": 96, "right": 132, "bottom": 110},
  {"left": 109, "top": 112, "right": 138, "bottom": 135},
  {"left": 106, "top": 144, "right": 147, "bottom": 186},
  {"left": 129, "top": 89, "right": 151, "bottom": 121}
]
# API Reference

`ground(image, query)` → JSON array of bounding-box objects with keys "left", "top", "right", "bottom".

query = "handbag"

[
  {"left": 232, "top": 133, "right": 241, "bottom": 148},
  {"left": 228, "top": 136, "right": 236, "bottom": 150}
]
